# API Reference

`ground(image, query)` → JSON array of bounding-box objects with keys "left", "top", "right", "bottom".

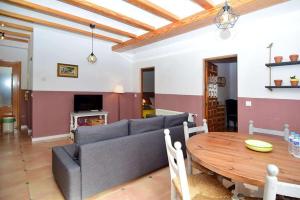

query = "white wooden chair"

[
  {"left": 263, "top": 164, "right": 300, "bottom": 200},
  {"left": 183, "top": 120, "right": 209, "bottom": 175},
  {"left": 248, "top": 120, "right": 289, "bottom": 141},
  {"left": 164, "top": 129, "right": 232, "bottom": 200}
]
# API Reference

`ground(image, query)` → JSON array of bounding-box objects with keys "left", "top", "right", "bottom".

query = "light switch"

[{"left": 245, "top": 101, "right": 252, "bottom": 107}]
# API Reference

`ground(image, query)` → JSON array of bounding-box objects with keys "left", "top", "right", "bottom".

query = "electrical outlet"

[{"left": 245, "top": 101, "right": 252, "bottom": 107}]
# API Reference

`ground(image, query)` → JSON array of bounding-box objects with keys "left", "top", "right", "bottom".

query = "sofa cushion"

[
  {"left": 75, "top": 119, "right": 129, "bottom": 145},
  {"left": 129, "top": 116, "right": 164, "bottom": 135},
  {"left": 164, "top": 112, "right": 189, "bottom": 128}
]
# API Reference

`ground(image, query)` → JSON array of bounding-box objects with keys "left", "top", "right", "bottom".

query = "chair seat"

[
  {"left": 192, "top": 161, "right": 214, "bottom": 175},
  {"left": 173, "top": 173, "right": 232, "bottom": 200}
]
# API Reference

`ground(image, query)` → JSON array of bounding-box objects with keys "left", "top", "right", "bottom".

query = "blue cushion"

[
  {"left": 75, "top": 120, "right": 129, "bottom": 145},
  {"left": 164, "top": 113, "right": 189, "bottom": 128},
  {"left": 129, "top": 116, "right": 164, "bottom": 135}
]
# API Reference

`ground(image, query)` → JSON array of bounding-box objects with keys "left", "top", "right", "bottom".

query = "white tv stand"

[{"left": 70, "top": 111, "right": 108, "bottom": 139}]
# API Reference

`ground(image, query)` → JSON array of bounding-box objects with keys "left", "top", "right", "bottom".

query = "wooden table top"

[{"left": 186, "top": 132, "right": 300, "bottom": 186}]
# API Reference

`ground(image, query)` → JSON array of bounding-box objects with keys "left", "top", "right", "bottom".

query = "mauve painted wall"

[
  {"left": 238, "top": 97, "right": 300, "bottom": 133},
  {"left": 31, "top": 91, "right": 139, "bottom": 138},
  {"left": 155, "top": 94, "right": 204, "bottom": 125}
]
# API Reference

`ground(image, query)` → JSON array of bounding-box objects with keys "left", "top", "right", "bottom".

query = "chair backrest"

[
  {"left": 248, "top": 120, "right": 289, "bottom": 141},
  {"left": 164, "top": 129, "right": 190, "bottom": 200},
  {"left": 225, "top": 99, "right": 237, "bottom": 115},
  {"left": 183, "top": 119, "right": 208, "bottom": 142},
  {"left": 183, "top": 120, "right": 208, "bottom": 175},
  {"left": 263, "top": 164, "right": 300, "bottom": 200}
]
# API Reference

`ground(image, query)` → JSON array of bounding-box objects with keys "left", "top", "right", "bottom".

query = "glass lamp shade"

[
  {"left": 87, "top": 52, "right": 97, "bottom": 63},
  {"left": 215, "top": 2, "right": 239, "bottom": 29},
  {"left": 0, "top": 33, "right": 4, "bottom": 40}
]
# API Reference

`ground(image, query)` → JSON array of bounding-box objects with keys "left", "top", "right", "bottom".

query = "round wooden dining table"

[{"left": 186, "top": 132, "right": 300, "bottom": 186}]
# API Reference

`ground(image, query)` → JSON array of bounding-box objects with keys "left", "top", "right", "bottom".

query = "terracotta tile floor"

[{"left": 0, "top": 130, "right": 171, "bottom": 200}]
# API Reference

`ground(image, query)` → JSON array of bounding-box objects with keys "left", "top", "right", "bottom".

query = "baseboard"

[{"left": 32, "top": 133, "right": 70, "bottom": 142}]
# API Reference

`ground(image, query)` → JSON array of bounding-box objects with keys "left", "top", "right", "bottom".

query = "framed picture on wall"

[{"left": 57, "top": 63, "right": 78, "bottom": 78}]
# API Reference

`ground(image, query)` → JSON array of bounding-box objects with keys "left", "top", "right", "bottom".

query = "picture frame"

[
  {"left": 57, "top": 63, "right": 78, "bottom": 78},
  {"left": 217, "top": 77, "right": 226, "bottom": 87}
]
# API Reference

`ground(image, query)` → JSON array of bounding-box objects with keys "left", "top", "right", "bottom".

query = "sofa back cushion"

[
  {"left": 129, "top": 116, "right": 164, "bottom": 135},
  {"left": 164, "top": 112, "right": 189, "bottom": 128},
  {"left": 75, "top": 119, "right": 129, "bottom": 145}
]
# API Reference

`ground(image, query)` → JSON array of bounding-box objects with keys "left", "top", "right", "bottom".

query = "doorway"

[
  {"left": 0, "top": 60, "right": 21, "bottom": 130},
  {"left": 141, "top": 67, "right": 155, "bottom": 118},
  {"left": 204, "top": 55, "right": 238, "bottom": 132}
]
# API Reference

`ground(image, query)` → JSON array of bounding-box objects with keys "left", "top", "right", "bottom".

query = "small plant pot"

[
  {"left": 274, "top": 80, "right": 282, "bottom": 87},
  {"left": 289, "top": 54, "right": 299, "bottom": 62},
  {"left": 290, "top": 80, "right": 299, "bottom": 87},
  {"left": 274, "top": 56, "right": 283, "bottom": 63}
]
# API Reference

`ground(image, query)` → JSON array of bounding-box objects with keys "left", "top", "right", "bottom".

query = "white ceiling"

[{"left": 1, "top": 0, "right": 228, "bottom": 43}]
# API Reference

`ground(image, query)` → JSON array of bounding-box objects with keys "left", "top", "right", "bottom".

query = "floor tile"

[{"left": 0, "top": 129, "right": 171, "bottom": 200}]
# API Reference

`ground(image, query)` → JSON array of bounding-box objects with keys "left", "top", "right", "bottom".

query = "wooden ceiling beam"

[
  {"left": 112, "top": 0, "right": 288, "bottom": 52},
  {"left": 2, "top": 0, "right": 136, "bottom": 38},
  {"left": 0, "top": 20, "right": 33, "bottom": 32},
  {"left": 60, "top": 0, "right": 155, "bottom": 31},
  {"left": 0, "top": 9, "right": 123, "bottom": 43},
  {"left": 193, "top": 0, "right": 214, "bottom": 10},
  {"left": 2, "top": 35, "right": 29, "bottom": 43},
  {"left": 125, "top": 0, "right": 180, "bottom": 22},
  {"left": 0, "top": 29, "right": 30, "bottom": 38}
]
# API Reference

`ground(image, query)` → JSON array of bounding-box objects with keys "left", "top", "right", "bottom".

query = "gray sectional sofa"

[{"left": 52, "top": 113, "right": 193, "bottom": 200}]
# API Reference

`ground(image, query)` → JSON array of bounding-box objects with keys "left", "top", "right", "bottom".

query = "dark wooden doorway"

[
  {"left": 204, "top": 55, "right": 238, "bottom": 132},
  {"left": 0, "top": 60, "right": 21, "bottom": 130}
]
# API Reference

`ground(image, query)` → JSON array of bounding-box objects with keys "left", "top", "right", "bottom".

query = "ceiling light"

[
  {"left": 215, "top": 1, "right": 239, "bottom": 30},
  {"left": 1, "top": 23, "right": 4, "bottom": 27},
  {"left": 87, "top": 24, "right": 97, "bottom": 64},
  {"left": 0, "top": 32, "right": 4, "bottom": 40}
]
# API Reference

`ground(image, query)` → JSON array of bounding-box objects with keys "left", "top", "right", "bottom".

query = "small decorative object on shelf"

[
  {"left": 274, "top": 56, "right": 283, "bottom": 63},
  {"left": 274, "top": 79, "right": 282, "bottom": 86},
  {"left": 289, "top": 54, "right": 299, "bottom": 62},
  {"left": 290, "top": 76, "right": 299, "bottom": 87}
]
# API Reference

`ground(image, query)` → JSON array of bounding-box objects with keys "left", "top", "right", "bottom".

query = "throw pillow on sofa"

[
  {"left": 129, "top": 116, "right": 164, "bottom": 135},
  {"left": 164, "top": 112, "right": 189, "bottom": 128}
]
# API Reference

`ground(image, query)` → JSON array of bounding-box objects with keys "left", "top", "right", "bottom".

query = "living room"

[{"left": 0, "top": 0, "right": 300, "bottom": 200}]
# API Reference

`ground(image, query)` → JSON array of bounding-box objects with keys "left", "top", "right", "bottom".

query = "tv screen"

[{"left": 74, "top": 95, "right": 103, "bottom": 112}]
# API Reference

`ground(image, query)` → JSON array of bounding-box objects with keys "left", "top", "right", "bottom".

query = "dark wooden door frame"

[
  {"left": 0, "top": 60, "right": 21, "bottom": 130},
  {"left": 203, "top": 54, "right": 238, "bottom": 127},
  {"left": 140, "top": 67, "right": 155, "bottom": 118}
]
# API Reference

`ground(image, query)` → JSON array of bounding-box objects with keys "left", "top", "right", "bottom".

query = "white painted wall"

[
  {"left": 0, "top": 41, "right": 29, "bottom": 89},
  {"left": 131, "top": 1, "right": 300, "bottom": 100},
  {"left": 143, "top": 71, "right": 154, "bottom": 92},
  {"left": 32, "top": 27, "right": 133, "bottom": 92}
]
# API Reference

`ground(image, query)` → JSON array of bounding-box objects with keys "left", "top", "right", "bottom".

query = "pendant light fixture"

[
  {"left": 87, "top": 24, "right": 97, "bottom": 64},
  {"left": 215, "top": 0, "right": 239, "bottom": 30},
  {"left": 0, "top": 32, "right": 4, "bottom": 40}
]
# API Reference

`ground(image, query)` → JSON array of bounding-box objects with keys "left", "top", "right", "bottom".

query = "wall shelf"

[
  {"left": 265, "top": 86, "right": 300, "bottom": 91},
  {"left": 265, "top": 61, "right": 300, "bottom": 67},
  {"left": 265, "top": 60, "right": 299, "bottom": 91}
]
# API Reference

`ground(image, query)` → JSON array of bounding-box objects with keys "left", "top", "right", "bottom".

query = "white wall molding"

[{"left": 32, "top": 133, "right": 70, "bottom": 142}]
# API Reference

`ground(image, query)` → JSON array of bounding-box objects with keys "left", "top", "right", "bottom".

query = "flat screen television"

[{"left": 74, "top": 95, "right": 103, "bottom": 112}]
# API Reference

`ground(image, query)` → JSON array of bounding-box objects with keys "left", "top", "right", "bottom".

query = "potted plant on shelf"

[
  {"left": 289, "top": 54, "right": 299, "bottom": 62},
  {"left": 274, "top": 56, "right": 283, "bottom": 63},
  {"left": 274, "top": 79, "right": 283, "bottom": 87},
  {"left": 290, "top": 76, "right": 299, "bottom": 87}
]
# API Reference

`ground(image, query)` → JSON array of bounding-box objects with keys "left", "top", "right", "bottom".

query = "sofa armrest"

[{"left": 52, "top": 147, "right": 81, "bottom": 200}]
